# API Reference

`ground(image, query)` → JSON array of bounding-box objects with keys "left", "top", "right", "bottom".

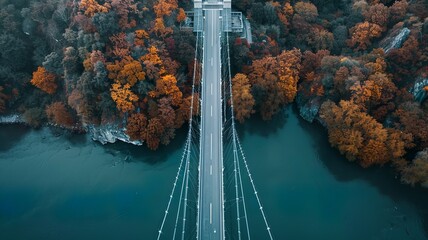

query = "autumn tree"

[
  {"left": 350, "top": 78, "right": 382, "bottom": 110},
  {"left": 307, "top": 28, "right": 334, "bottom": 51},
  {"left": 45, "top": 102, "right": 75, "bottom": 127},
  {"left": 277, "top": 49, "right": 302, "bottom": 104},
  {"left": 249, "top": 56, "right": 282, "bottom": 120},
  {"left": 30, "top": 67, "right": 58, "bottom": 94},
  {"left": 126, "top": 112, "right": 147, "bottom": 140},
  {"left": 390, "top": 0, "right": 408, "bottom": 23},
  {"left": 153, "top": 0, "right": 178, "bottom": 18},
  {"left": 348, "top": 21, "right": 383, "bottom": 51},
  {"left": 294, "top": 1, "right": 318, "bottom": 23},
  {"left": 333, "top": 66, "right": 350, "bottom": 96},
  {"left": 277, "top": 2, "right": 293, "bottom": 33},
  {"left": 134, "top": 30, "right": 149, "bottom": 47},
  {"left": 144, "top": 117, "right": 165, "bottom": 150},
  {"left": 106, "top": 56, "right": 145, "bottom": 86},
  {"left": 155, "top": 74, "right": 183, "bottom": 106},
  {"left": 110, "top": 83, "right": 138, "bottom": 112},
  {"left": 248, "top": 49, "right": 301, "bottom": 120},
  {"left": 110, "top": 0, "right": 138, "bottom": 29},
  {"left": 394, "top": 102, "right": 428, "bottom": 149},
  {"left": 79, "top": 0, "right": 110, "bottom": 17},
  {"left": 364, "top": 3, "right": 389, "bottom": 30},
  {"left": 387, "top": 36, "right": 420, "bottom": 82},
  {"left": 152, "top": 18, "right": 173, "bottom": 38},
  {"left": 401, "top": 149, "right": 428, "bottom": 186},
  {"left": 320, "top": 100, "right": 411, "bottom": 167},
  {"left": 232, "top": 73, "right": 255, "bottom": 123},
  {"left": 157, "top": 97, "right": 176, "bottom": 145},
  {"left": 176, "top": 8, "right": 186, "bottom": 22},
  {"left": 108, "top": 32, "right": 130, "bottom": 58}
]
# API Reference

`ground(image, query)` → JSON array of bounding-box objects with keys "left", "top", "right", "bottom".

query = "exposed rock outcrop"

[
  {"left": 88, "top": 124, "right": 142, "bottom": 146},
  {"left": 380, "top": 24, "right": 410, "bottom": 53}
]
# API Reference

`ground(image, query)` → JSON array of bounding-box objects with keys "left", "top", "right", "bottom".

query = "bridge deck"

[{"left": 197, "top": 8, "right": 225, "bottom": 240}]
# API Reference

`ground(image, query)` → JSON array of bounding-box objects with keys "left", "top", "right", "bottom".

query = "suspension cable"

[
  {"left": 158, "top": 9, "right": 202, "bottom": 239},
  {"left": 225, "top": 31, "right": 243, "bottom": 240},
  {"left": 195, "top": 9, "right": 204, "bottom": 240},
  {"left": 235, "top": 135, "right": 274, "bottom": 240},
  {"left": 182, "top": 11, "right": 202, "bottom": 238},
  {"left": 157, "top": 138, "right": 190, "bottom": 240},
  {"left": 172, "top": 142, "right": 190, "bottom": 239},
  {"left": 181, "top": 144, "right": 191, "bottom": 240}
]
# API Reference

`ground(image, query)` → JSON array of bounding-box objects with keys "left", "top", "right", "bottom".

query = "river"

[{"left": 0, "top": 107, "right": 427, "bottom": 240}]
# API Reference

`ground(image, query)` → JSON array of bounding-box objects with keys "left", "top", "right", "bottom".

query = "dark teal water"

[{"left": 0, "top": 108, "right": 427, "bottom": 240}]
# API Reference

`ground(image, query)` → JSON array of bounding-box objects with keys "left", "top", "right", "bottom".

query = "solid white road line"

[
  {"left": 211, "top": 12, "right": 214, "bottom": 47},
  {"left": 210, "top": 203, "right": 212, "bottom": 224}
]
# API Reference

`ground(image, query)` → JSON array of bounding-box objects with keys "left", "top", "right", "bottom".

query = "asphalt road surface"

[{"left": 197, "top": 7, "right": 225, "bottom": 240}]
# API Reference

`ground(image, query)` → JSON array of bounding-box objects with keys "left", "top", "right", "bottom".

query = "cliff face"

[
  {"left": 296, "top": 95, "right": 322, "bottom": 123},
  {"left": 0, "top": 115, "right": 24, "bottom": 124},
  {"left": 88, "top": 124, "right": 142, "bottom": 146},
  {"left": 381, "top": 27, "right": 410, "bottom": 53}
]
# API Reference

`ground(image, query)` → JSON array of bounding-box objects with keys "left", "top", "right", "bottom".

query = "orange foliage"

[
  {"left": 110, "top": 83, "right": 138, "bottom": 112},
  {"left": 277, "top": 2, "right": 293, "bottom": 32},
  {"left": 348, "top": 21, "right": 383, "bottom": 51},
  {"left": 45, "top": 102, "right": 75, "bottom": 127},
  {"left": 176, "top": 8, "right": 186, "bottom": 22},
  {"left": 152, "top": 18, "right": 173, "bottom": 38},
  {"left": 79, "top": 0, "right": 110, "bottom": 17},
  {"left": 248, "top": 49, "right": 302, "bottom": 120},
  {"left": 320, "top": 100, "right": 411, "bottom": 167},
  {"left": 153, "top": 0, "right": 178, "bottom": 18},
  {"left": 232, "top": 73, "right": 255, "bottom": 123},
  {"left": 134, "top": 30, "right": 149, "bottom": 46},
  {"left": 350, "top": 70, "right": 397, "bottom": 112},
  {"left": 156, "top": 74, "right": 183, "bottom": 106},
  {"left": 106, "top": 56, "right": 145, "bottom": 86},
  {"left": 277, "top": 49, "right": 302, "bottom": 104},
  {"left": 30, "top": 67, "right": 57, "bottom": 94}
]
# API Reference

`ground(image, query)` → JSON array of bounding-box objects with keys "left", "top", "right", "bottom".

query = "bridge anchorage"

[{"left": 157, "top": 1, "right": 273, "bottom": 239}]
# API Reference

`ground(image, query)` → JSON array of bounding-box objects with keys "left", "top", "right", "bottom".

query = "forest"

[{"left": 0, "top": 0, "right": 427, "bottom": 187}]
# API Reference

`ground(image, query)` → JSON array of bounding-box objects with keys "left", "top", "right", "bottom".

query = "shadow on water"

[
  {"left": 294, "top": 106, "right": 428, "bottom": 238},
  {"left": 236, "top": 109, "right": 289, "bottom": 140},
  {"left": 48, "top": 127, "right": 88, "bottom": 146},
  {"left": 94, "top": 125, "right": 189, "bottom": 165},
  {"left": 0, "top": 124, "right": 30, "bottom": 152}
]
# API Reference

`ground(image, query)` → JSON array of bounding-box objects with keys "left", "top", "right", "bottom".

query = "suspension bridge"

[{"left": 157, "top": 1, "right": 273, "bottom": 239}]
